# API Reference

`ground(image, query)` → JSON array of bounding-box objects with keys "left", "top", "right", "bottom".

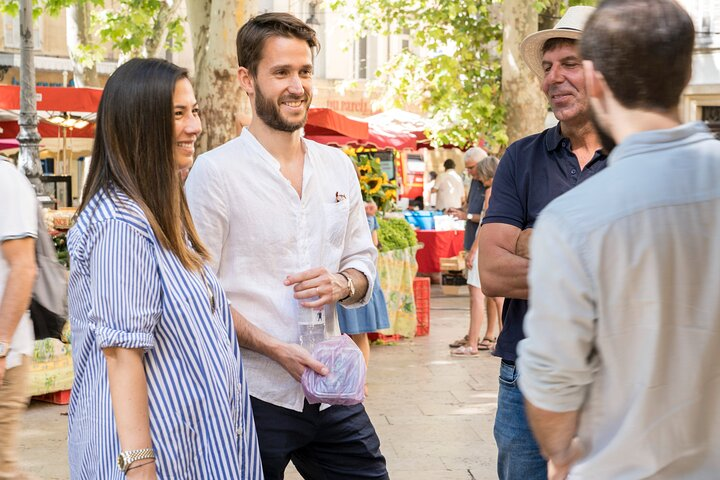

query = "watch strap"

[{"left": 338, "top": 271, "right": 353, "bottom": 303}]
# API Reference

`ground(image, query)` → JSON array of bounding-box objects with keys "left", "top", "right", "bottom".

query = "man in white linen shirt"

[
  {"left": 0, "top": 159, "right": 37, "bottom": 479},
  {"left": 432, "top": 158, "right": 464, "bottom": 210},
  {"left": 185, "top": 12, "right": 388, "bottom": 480},
  {"left": 518, "top": 1, "right": 720, "bottom": 478}
]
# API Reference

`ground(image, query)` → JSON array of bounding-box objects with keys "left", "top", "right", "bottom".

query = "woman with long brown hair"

[{"left": 67, "top": 58, "right": 263, "bottom": 479}]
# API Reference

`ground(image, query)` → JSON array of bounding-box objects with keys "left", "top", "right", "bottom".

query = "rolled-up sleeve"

[
  {"left": 89, "top": 220, "right": 161, "bottom": 350},
  {"left": 517, "top": 211, "right": 598, "bottom": 412},
  {"left": 338, "top": 154, "right": 377, "bottom": 308},
  {"left": 482, "top": 146, "right": 525, "bottom": 229}
]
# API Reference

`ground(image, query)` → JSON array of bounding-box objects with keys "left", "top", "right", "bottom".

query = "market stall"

[{"left": 415, "top": 229, "right": 465, "bottom": 274}]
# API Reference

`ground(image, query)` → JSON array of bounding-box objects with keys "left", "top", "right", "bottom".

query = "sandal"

[
  {"left": 450, "top": 345, "right": 480, "bottom": 357},
  {"left": 477, "top": 337, "right": 497, "bottom": 351},
  {"left": 448, "top": 335, "right": 470, "bottom": 348}
]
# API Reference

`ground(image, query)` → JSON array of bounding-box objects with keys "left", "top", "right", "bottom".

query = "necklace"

[{"left": 200, "top": 269, "right": 216, "bottom": 314}]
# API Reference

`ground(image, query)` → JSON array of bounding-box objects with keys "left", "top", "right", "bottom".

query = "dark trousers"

[{"left": 250, "top": 396, "right": 389, "bottom": 480}]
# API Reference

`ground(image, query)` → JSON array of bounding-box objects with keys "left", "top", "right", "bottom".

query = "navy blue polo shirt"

[
  {"left": 464, "top": 179, "right": 486, "bottom": 250},
  {"left": 482, "top": 124, "right": 608, "bottom": 362}
]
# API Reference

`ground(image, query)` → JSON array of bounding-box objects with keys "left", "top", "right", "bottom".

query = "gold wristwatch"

[
  {"left": 338, "top": 271, "right": 356, "bottom": 304},
  {"left": 117, "top": 448, "right": 155, "bottom": 473}
]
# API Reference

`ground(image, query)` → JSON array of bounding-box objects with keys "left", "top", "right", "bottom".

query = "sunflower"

[
  {"left": 358, "top": 164, "right": 372, "bottom": 176},
  {"left": 366, "top": 178, "right": 382, "bottom": 195}
]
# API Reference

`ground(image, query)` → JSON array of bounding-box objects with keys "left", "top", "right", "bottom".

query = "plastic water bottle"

[{"left": 298, "top": 306, "right": 326, "bottom": 352}]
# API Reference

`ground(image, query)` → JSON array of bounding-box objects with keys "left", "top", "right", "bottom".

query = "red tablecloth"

[{"left": 415, "top": 230, "right": 465, "bottom": 273}]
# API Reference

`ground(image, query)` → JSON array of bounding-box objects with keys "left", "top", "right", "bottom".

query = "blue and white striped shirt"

[{"left": 67, "top": 188, "right": 264, "bottom": 479}]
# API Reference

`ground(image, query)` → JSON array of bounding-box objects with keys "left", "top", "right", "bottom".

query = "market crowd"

[{"left": 1, "top": 1, "right": 719, "bottom": 479}]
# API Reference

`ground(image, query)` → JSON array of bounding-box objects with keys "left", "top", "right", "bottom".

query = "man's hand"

[
  {"left": 446, "top": 208, "right": 467, "bottom": 220},
  {"left": 285, "top": 267, "right": 349, "bottom": 308},
  {"left": 515, "top": 228, "right": 534, "bottom": 259},
  {"left": 547, "top": 437, "right": 584, "bottom": 480},
  {"left": 274, "top": 343, "right": 329, "bottom": 382}
]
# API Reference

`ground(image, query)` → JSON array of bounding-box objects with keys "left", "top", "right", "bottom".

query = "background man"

[
  {"left": 432, "top": 158, "right": 464, "bottom": 211},
  {"left": 185, "top": 13, "right": 388, "bottom": 480},
  {"left": 0, "top": 158, "right": 37, "bottom": 479},
  {"left": 519, "top": 1, "right": 720, "bottom": 477},
  {"left": 477, "top": 6, "right": 607, "bottom": 479}
]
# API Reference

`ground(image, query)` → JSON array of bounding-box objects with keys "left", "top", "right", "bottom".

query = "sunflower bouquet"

[{"left": 356, "top": 156, "right": 397, "bottom": 212}]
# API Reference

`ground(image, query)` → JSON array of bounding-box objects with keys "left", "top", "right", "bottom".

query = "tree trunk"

[
  {"left": 187, "top": 0, "right": 255, "bottom": 154},
  {"left": 501, "top": 0, "right": 547, "bottom": 144},
  {"left": 66, "top": 1, "right": 100, "bottom": 87},
  {"left": 145, "top": 0, "right": 183, "bottom": 58}
]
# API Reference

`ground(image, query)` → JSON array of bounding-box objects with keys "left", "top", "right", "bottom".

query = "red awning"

[
  {"left": 0, "top": 85, "right": 102, "bottom": 112},
  {"left": 0, "top": 120, "right": 95, "bottom": 139},
  {"left": 305, "top": 126, "right": 419, "bottom": 151},
  {"left": 305, "top": 107, "right": 369, "bottom": 139}
]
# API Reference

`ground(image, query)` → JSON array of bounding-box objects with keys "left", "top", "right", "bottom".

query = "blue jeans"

[{"left": 494, "top": 360, "right": 547, "bottom": 480}]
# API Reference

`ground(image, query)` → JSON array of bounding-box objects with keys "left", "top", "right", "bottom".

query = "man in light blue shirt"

[{"left": 518, "top": 1, "right": 720, "bottom": 478}]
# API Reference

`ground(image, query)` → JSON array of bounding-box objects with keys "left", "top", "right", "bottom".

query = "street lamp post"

[{"left": 17, "top": 0, "right": 45, "bottom": 195}]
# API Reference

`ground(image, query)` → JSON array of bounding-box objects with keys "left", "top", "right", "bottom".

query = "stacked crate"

[
  {"left": 440, "top": 253, "right": 468, "bottom": 295},
  {"left": 413, "top": 277, "right": 431, "bottom": 336}
]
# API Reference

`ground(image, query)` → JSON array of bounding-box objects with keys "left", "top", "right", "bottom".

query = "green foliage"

[
  {"left": 535, "top": 0, "right": 598, "bottom": 15},
  {"left": 377, "top": 217, "right": 417, "bottom": 252},
  {"left": 95, "top": 0, "right": 185, "bottom": 57},
  {"left": 329, "top": 0, "right": 507, "bottom": 150},
  {"left": 0, "top": 0, "right": 185, "bottom": 65}
]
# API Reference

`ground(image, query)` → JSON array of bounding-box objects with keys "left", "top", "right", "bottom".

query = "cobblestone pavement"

[{"left": 19, "top": 285, "right": 500, "bottom": 479}]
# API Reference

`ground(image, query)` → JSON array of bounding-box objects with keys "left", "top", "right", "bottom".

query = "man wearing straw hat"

[
  {"left": 519, "top": 0, "right": 720, "bottom": 478},
  {"left": 477, "top": 6, "right": 607, "bottom": 479}
]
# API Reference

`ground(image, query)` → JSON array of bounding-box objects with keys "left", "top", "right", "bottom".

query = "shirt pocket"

[{"left": 321, "top": 201, "right": 350, "bottom": 247}]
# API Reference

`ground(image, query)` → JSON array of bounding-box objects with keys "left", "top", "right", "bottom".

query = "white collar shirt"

[{"left": 185, "top": 129, "right": 376, "bottom": 412}]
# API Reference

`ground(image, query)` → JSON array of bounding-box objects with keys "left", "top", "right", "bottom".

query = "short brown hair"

[
  {"left": 581, "top": 0, "right": 694, "bottom": 111},
  {"left": 542, "top": 37, "right": 577, "bottom": 56},
  {"left": 236, "top": 12, "right": 320, "bottom": 77}
]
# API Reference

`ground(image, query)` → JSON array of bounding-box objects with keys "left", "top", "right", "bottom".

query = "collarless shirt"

[
  {"left": 185, "top": 129, "right": 376, "bottom": 412},
  {"left": 518, "top": 122, "right": 720, "bottom": 478},
  {"left": 67, "top": 188, "right": 263, "bottom": 479},
  {"left": 482, "top": 124, "right": 608, "bottom": 361}
]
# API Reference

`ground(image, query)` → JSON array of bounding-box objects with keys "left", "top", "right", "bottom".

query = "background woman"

[
  {"left": 452, "top": 156, "right": 502, "bottom": 356},
  {"left": 67, "top": 58, "right": 263, "bottom": 479},
  {"left": 337, "top": 200, "right": 390, "bottom": 392}
]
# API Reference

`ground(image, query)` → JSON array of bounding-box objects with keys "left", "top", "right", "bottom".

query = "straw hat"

[{"left": 520, "top": 6, "right": 595, "bottom": 79}]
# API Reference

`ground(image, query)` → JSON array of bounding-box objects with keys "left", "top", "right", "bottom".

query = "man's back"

[
  {"left": 520, "top": 122, "right": 720, "bottom": 478},
  {"left": 435, "top": 169, "right": 464, "bottom": 210}
]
